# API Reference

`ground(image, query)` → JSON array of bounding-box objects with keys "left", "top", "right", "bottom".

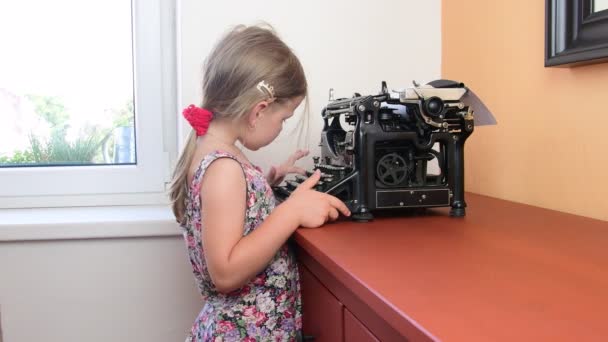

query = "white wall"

[
  {"left": 179, "top": 0, "right": 442, "bottom": 172},
  {"left": 0, "top": 236, "right": 201, "bottom": 342}
]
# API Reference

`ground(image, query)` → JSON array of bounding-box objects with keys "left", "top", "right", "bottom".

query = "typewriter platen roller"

[{"left": 272, "top": 79, "right": 475, "bottom": 220}]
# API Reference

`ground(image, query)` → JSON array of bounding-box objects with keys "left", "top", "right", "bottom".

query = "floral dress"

[{"left": 180, "top": 150, "right": 302, "bottom": 342}]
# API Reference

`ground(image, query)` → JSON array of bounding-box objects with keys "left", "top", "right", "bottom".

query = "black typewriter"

[{"left": 273, "top": 79, "right": 478, "bottom": 220}]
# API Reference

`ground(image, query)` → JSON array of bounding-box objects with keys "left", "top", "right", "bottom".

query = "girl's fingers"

[
  {"left": 326, "top": 195, "right": 351, "bottom": 216},
  {"left": 289, "top": 166, "right": 307, "bottom": 175},
  {"left": 297, "top": 170, "right": 321, "bottom": 190},
  {"left": 328, "top": 207, "right": 339, "bottom": 221},
  {"left": 287, "top": 149, "right": 309, "bottom": 165},
  {"left": 267, "top": 166, "right": 276, "bottom": 178},
  {"left": 267, "top": 166, "right": 278, "bottom": 185}
]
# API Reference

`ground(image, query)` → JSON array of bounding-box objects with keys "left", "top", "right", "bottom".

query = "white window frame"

[{"left": 0, "top": 0, "right": 178, "bottom": 209}]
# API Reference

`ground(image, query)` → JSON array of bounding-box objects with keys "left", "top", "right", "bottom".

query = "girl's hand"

[
  {"left": 283, "top": 170, "right": 351, "bottom": 228},
  {"left": 266, "top": 149, "right": 309, "bottom": 186}
]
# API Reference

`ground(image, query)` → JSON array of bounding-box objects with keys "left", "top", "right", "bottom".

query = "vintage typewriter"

[{"left": 273, "top": 79, "right": 482, "bottom": 220}]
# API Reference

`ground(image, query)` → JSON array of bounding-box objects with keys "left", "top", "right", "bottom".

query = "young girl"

[{"left": 169, "top": 25, "right": 350, "bottom": 342}]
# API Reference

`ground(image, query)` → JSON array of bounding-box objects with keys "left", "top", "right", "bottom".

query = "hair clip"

[{"left": 256, "top": 80, "right": 275, "bottom": 99}]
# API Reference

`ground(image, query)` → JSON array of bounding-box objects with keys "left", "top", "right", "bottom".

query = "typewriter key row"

[{"left": 272, "top": 162, "right": 350, "bottom": 201}]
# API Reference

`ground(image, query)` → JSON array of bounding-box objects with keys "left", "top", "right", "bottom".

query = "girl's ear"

[{"left": 246, "top": 100, "right": 269, "bottom": 128}]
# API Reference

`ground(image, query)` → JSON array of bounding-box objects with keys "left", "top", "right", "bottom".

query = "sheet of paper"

[{"left": 461, "top": 89, "right": 497, "bottom": 126}]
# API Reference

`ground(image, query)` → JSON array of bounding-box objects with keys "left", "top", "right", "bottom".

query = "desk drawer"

[
  {"left": 345, "top": 308, "right": 380, "bottom": 342},
  {"left": 300, "top": 264, "right": 344, "bottom": 342}
]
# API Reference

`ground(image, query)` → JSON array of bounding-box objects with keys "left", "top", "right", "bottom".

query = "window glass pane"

[
  {"left": 0, "top": 0, "right": 136, "bottom": 167},
  {"left": 595, "top": 0, "right": 608, "bottom": 12}
]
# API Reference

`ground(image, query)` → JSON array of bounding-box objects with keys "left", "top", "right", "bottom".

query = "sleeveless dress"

[{"left": 180, "top": 150, "right": 303, "bottom": 342}]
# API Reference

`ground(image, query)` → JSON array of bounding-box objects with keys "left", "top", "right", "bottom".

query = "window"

[{"left": 0, "top": 0, "right": 177, "bottom": 208}]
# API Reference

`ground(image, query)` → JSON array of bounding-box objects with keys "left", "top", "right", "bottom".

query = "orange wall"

[{"left": 443, "top": 0, "right": 608, "bottom": 221}]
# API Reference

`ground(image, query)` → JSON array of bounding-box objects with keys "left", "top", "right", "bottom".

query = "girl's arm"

[{"left": 200, "top": 158, "right": 348, "bottom": 293}]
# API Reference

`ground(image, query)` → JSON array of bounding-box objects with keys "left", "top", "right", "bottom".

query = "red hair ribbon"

[{"left": 182, "top": 104, "right": 213, "bottom": 136}]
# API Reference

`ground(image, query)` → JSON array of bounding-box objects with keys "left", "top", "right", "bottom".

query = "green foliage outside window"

[{"left": 0, "top": 96, "right": 134, "bottom": 166}]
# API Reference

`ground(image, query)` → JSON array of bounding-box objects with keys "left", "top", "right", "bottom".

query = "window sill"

[{"left": 0, "top": 205, "right": 180, "bottom": 242}]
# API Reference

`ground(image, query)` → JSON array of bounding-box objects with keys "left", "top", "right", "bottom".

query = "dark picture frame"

[{"left": 545, "top": 0, "right": 608, "bottom": 67}]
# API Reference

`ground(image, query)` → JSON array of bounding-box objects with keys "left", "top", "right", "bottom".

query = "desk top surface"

[{"left": 293, "top": 193, "right": 608, "bottom": 341}]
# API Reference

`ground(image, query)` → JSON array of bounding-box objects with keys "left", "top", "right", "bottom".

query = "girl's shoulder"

[
  {"left": 200, "top": 149, "right": 239, "bottom": 166},
  {"left": 190, "top": 149, "right": 263, "bottom": 185},
  {"left": 192, "top": 149, "right": 241, "bottom": 183}
]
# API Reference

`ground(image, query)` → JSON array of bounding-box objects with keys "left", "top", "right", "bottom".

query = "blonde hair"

[{"left": 169, "top": 24, "right": 308, "bottom": 222}]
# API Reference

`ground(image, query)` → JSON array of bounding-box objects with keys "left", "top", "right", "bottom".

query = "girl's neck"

[
  {"left": 200, "top": 118, "right": 250, "bottom": 164},
  {"left": 205, "top": 117, "right": 239, "bottom": 144}
]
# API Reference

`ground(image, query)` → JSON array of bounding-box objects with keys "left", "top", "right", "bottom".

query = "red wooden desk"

[{"left": 294, "top": 193, "right": 608, "bottom": 341}]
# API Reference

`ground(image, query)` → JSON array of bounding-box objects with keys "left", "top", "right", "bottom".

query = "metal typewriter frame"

[{"left": 274, "top": 80, "right": 475, "bottom": 219}]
